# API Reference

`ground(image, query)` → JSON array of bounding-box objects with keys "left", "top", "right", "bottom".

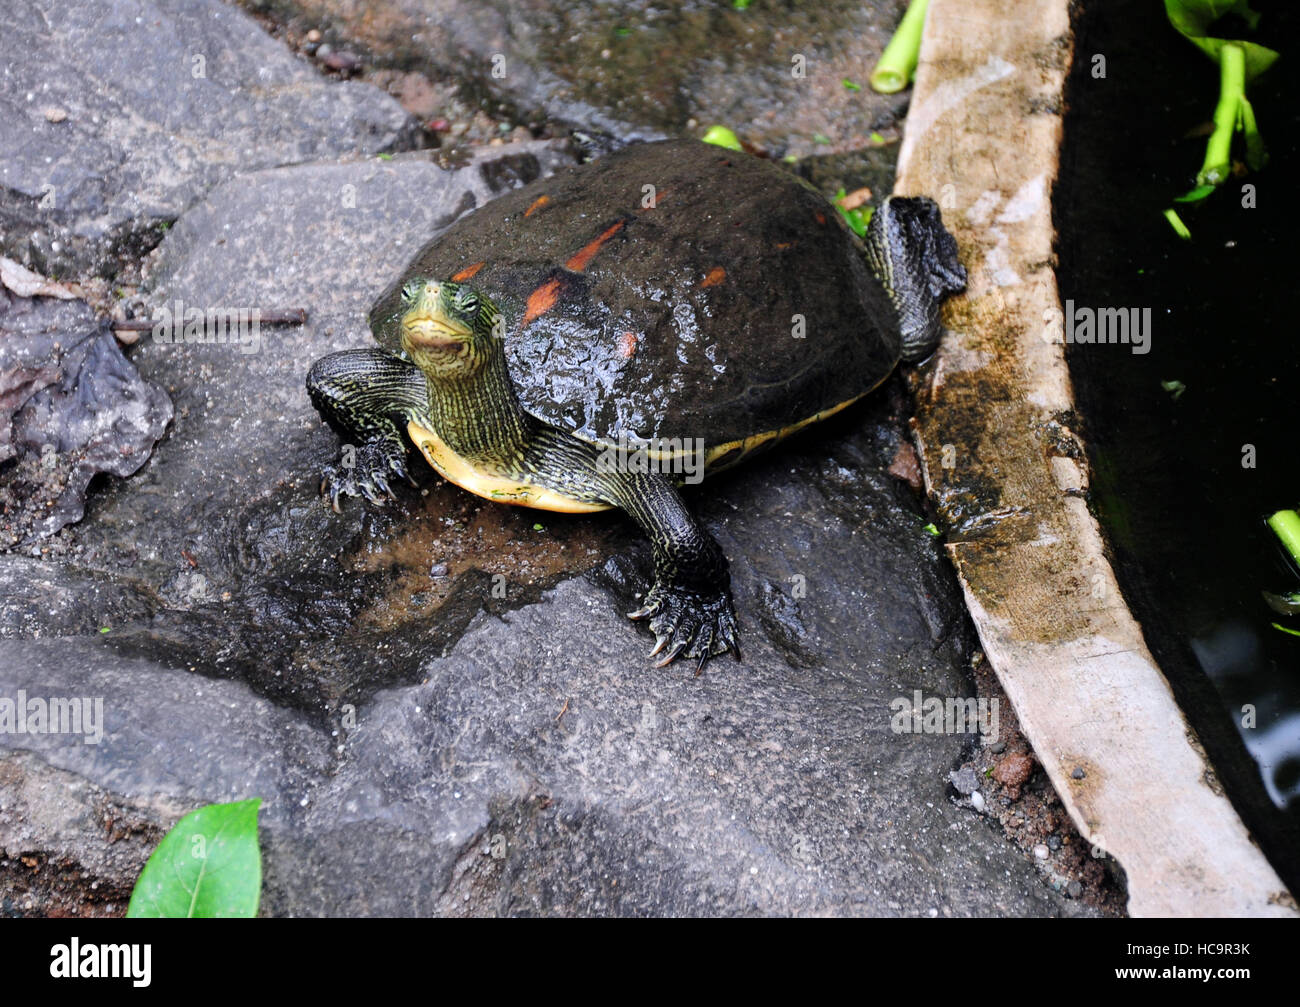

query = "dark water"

[{"left": 1057, "top": 1, "right": 1299, "bottom": 891}]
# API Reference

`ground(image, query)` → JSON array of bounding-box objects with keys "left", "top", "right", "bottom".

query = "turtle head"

[
  {"left": 867, "top": 196, "right": 966, "bottom": 363},
  {"left": 398, "top": 278, "right": 500, "bottom": 380}
]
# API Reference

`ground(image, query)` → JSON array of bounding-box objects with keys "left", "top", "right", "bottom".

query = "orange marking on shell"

[
  {"left": 451, "top": 261, "right": 485, "bottom": 282},
  {"left": 565, "top": 220, "right": 625, "bottom": 272},
  {"left": 522, "top": 278, "right": 564, "bottom": 327},
  {"left": 814, "top": 211, "right": 826, "bottom": 225},
  {"left": 619, "top": 331, "right": 638, "bottom": 358},
  {"left": 524, "top": 195, "right": 550, "bottom": 217},
  {"left": 700, "top": 266, "right": 726, "bottom": 288},
  {"left": 774, "top": 241, "right": 796, "bottom": 250}
]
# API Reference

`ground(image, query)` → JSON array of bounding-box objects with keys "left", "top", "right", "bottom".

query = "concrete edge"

[{"left": 894, "top": 0, "right": 1296, "bottom": 917}]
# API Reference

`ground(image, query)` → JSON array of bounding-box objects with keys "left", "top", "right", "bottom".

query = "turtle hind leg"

[
  {"left": 305, "top": 348, "right": 427, "bottom": 509},
  {"left": 596, "top": 467, "right": 740, "bottom": 670}
]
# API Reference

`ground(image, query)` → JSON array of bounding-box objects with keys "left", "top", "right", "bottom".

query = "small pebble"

[
  {"left": 1072, "top": 766, "right": 1086, "bottom": 779},
  {"left": 988, "top": 740, "right": 1006, "bottom": 754},
  {"left": 949, "top": 767, "right": 978, "bottom": 796},
  {"left": 430, "top": 562, "right": 449, "bottom": 578},
  {"left": 43, "top": 107, "right": 67, "bottom": 123},
  {"left": 1033, "top": 844, "right": 1049, "bottom": 860},
  {"left": 1067, "top": 880, "right": 1083, "bottom": 898},
  {"left": 321, "top": 50, "right": 361, "bottom": 73},
  {"left": 1047, "top": 834, "right": 1062, "bottom": 851},
  {"left": 316, "top": 43, "right": 332, "bottom": 58},
  {"left": 970, "top": 791, "right": 985, "bottom": 812},
  {"left": 306, "top": 28, "right": 322, "bottom": 43}
]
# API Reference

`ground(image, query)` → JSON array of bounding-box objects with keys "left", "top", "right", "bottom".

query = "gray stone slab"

[{"left": 0, "top": 0, "right": 420, "bottom": 277}]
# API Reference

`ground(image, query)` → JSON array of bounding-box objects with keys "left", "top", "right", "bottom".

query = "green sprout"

[
  {"left": 1162, "top": 1, "right": 1279, "bottom": 232},
  {"left": 701, "top": 125, "right": 744, "bottom": 151},
  {"left": 1161, "top": 379, "right": 1187, "bottom": 400},
  {"left": 870, "top": 0, "right": 930, "bottom": 94},
  {"left": 1267, "top": 509, "right": 1300, "bottom": 567},
  {"left": 842, "top": 78, "right": 862, "bottom": 92},
  {"left": 832, "top": 188, "right": 873, "bottom": 238},
  {"left": 1264, "top": 510, "right": 1300, "bottom": 638},
  {"left": 1163, "top": 208, "right": 1192, "bottom": 240}
]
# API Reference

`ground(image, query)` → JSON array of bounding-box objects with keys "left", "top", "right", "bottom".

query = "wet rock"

[
  {"left": 0, "top": 0, "right": 419, "bottom": 279},
  {"left": 0, "top": 291, "right": 171, "bottom": 545},
  {"left": 7, "top": 141, "right": 578, "bottom": 714},
  {"left": 240, "top": 0, "right": 911, "bottom": 154},
  {"left": 0, "top": 141, "right": 1092, "bottom": 915}
]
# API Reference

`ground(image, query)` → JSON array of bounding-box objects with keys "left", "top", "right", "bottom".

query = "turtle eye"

[{"left": 401, "top": 280, "right": 422, "bottom": 305}]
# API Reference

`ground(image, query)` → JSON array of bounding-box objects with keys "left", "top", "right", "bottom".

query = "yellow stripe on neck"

[{"left": 408, "top": 420, "right": 612, "bottom": 514}]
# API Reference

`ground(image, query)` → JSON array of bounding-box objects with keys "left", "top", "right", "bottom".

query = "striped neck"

[{"left": 423, "top": 348, "right": 531, "bottom": 468}]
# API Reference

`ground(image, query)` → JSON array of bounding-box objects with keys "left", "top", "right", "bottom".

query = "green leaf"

[
  {"left": 842, "top": 78, "right": 862, "bottom": 91},
  {"left": 127, "top": 798, "right": 262, "bottom": 918},
  {"left": 1161, "top": 378, "right": 1188, "bottom": 400},
  {"left": 377, "top": 153, "right": 393, "bottom": 161},
  {"left": 733, "top": 0, "right": 753, "bottom": 9},
  {"left": 1173, "top": 184, "right": 1217, "bottom": 203},
  {"left": 1262, "top": 591, "right": 1300, "bottom": 617},
  {"left": 1271, "top": 622, "right": 1300, "bottom": 638},
  {"left": 1163, "top": 1, "right": 1279, "bottom": 80},
  {"left": 701, "top": 125, "right": 743, "bottom": 151}
]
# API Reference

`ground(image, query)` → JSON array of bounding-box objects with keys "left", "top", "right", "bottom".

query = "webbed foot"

[{"left": 629, "top": 582, "right": 739, "bottom": 672}]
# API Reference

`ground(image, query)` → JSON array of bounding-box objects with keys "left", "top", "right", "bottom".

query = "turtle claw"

[
  {"left": 630, "top": 581, "right": 738, "bottom": 671},
  {"left": 319, "top": 438, "right": 411, "bottom": 510}
]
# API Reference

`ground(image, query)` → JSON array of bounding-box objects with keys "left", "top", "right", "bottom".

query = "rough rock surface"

[
  {"left": 0, "top": 0, "right": 419, "bottom": 278},
  {"left": 241, "top": 0, "right": 912, "bottom": 156},
  {"left": 0, "top": 291, "right": 172, "bottom": 545},
  {"left": 0, "top": 145, "right": 1092, "bottom": 915}
]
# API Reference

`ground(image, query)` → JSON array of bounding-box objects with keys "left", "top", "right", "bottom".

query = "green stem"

[
  {"left": 1267, "top": 509, "right": 1300, "bottom": 567},
  {"left": 870, "top": 0, "right": 930, "bottom": 94},
  {"left": 1198, "top": 42, "right": 1245, "bottom": 186}
]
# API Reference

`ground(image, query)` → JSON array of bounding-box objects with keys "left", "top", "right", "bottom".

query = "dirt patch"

[{"left": 950, "top": 651, "right": 1127, "bottom": 916}]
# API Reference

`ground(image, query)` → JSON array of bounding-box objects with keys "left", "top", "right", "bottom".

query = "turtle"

[{"left": 306, "top": 139, "right": 965, "bottom": 670}]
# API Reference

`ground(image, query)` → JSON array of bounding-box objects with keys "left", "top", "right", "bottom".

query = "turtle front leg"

[
  {"left": 599, "top": 470, "right": 739, "bottom": 670},
  {"left": 305, "top": 348, "right": 427, "bottom": 509}
]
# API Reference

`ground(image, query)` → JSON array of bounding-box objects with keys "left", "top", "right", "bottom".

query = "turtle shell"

[{"left": 369, "top": 140, "right": 901, "bottom": 457}]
